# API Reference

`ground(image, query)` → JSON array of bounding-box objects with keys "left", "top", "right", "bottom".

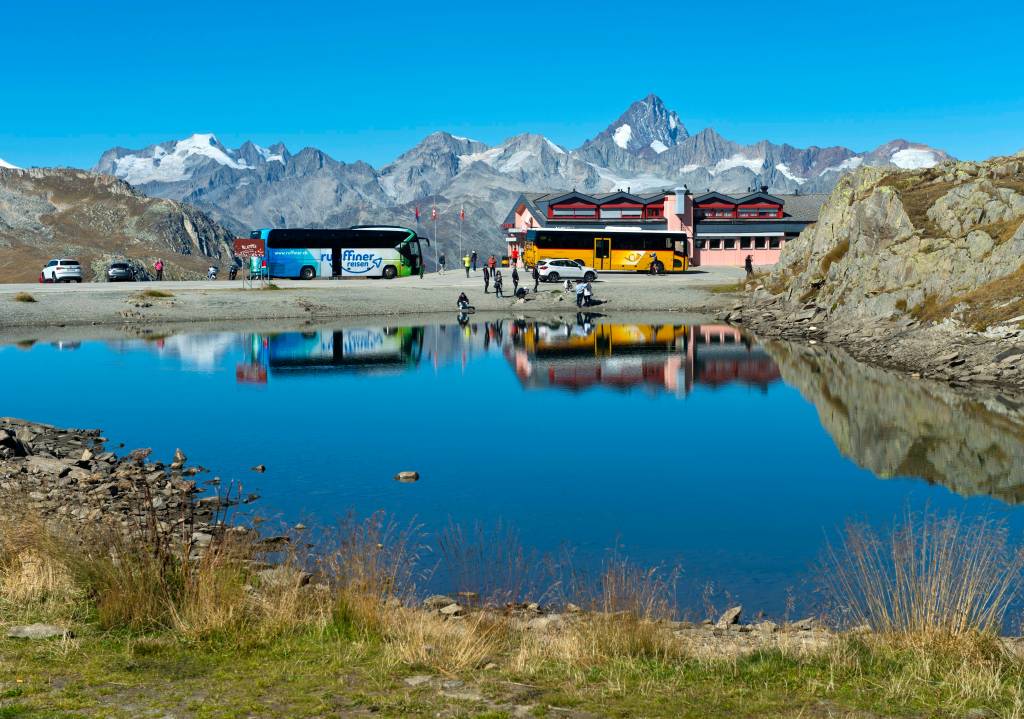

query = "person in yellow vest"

[{"left": 463, "top": 254, "right": 471, "bottom": 278}]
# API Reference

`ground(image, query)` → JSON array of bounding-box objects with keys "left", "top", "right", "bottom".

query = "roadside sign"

[{"left": 233, "top": 238, "right": 265, "bottom": 258}]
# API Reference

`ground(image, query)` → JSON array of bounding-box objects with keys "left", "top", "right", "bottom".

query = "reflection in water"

[
  {"left": 764, "top": 341, "right": 1024, "bottom": 503},
  {"left": 236, "top": 317, "right": 781, "bottom": 397}
]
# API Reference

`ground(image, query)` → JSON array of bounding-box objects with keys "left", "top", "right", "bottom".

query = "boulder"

[
  {"left": 6, "top": 624, "right": 69, "bottom": 640},
  {"left": 423, "top": 595, "right": 457, "bottom": 611},
  {"left": 439, "top": 603, "right": 464, "bottom": 617},
  {"left": 715, "top": 605, "right": 743, "bottom": 629}
]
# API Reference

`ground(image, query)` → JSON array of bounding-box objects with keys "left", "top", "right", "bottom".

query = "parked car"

[
  {"left": 106, "top": 262, "right": 136, "bottom": 282},
  {"left": 536, "top": 258, "right": 597, "bottom": 283},
  {"left": 39, "top": 258, "right": 83, "bottom": 283}
]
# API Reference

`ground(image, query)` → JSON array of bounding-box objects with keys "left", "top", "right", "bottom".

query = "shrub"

[
  {"left": 13, "top": 292, "right": 36, "bottom": 303},
  {"left": 820, "top": 509, "right": 1024, "bottom": 637}
]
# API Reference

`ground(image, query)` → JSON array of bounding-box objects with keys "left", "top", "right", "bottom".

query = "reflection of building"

[
  {"left": 505, "top": 320, "right": 779, "bottom": 396},
  {"left": 690, "top": 325, "right": 781, "bottom": 391}
]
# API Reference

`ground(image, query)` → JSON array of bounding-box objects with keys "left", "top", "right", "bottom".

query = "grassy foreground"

[{"left": 3, "top": 512, "right": 1024, "bottom": 718}]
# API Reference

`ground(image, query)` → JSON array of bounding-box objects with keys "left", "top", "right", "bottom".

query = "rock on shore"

[
  {"left": 0, "top": 417, "right": 219, "bottom": 545},
  {"left": 739, "top": 151, "right": 1024, "bottom": 390}
]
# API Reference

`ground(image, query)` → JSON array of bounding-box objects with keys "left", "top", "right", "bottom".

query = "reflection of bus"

[
  {"left": 248, "top": 226, "right": 429, "bottom": 280},
  {"left": 523, "top": 229, "right": 689, "bottom": 273},
  {"left": 245, "top": 327, "right": 424, "bottom": 377}
]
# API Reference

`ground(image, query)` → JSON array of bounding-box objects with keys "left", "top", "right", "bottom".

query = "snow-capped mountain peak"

[
  {"left": 583, "top": 94, "right": 689, "bottom": 156},
  {"left": 0, "top": 157, "right": 20, "bottom": 170}
]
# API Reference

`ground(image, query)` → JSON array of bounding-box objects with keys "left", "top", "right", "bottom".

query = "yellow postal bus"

[{"left": 523, "top": 228, "right": 689, "bottom": 273}]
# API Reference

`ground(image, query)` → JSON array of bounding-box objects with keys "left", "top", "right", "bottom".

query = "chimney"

[
  {"left": 760, "top": 184, "right": 768, "bottom": 193},
  {"left": 627, "top": 186, "right": 631, "bottom": 194}
]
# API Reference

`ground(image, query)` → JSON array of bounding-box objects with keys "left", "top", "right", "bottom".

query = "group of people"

[{"left": 574, "top": 280, "right": 595, "bottom": 307}]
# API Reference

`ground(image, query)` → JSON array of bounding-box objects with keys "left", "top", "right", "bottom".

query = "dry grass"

[
  {"left": 976, "top": 216, "right": 1024, "bottom": 245},
  {"left": 13, "top": 291, "right": 36, "bottom": 303},
  {"left": 877, "top": 171, "right": 953, "bottom": 237},
  {"left": 820, "top": 509, "right": 1024, "bottom": 638},
  {"left": 138, "top": 288, "right": 174, "bottom": 299},
  {"left": 819, "top": 238, "right": 849, "bottom": 276},
  {"left": 912, "top": 265, "right": 1024, "bottom": 329}
]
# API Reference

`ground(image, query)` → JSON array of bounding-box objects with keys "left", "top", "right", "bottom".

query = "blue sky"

[{"left": 2, "top": 0, "right": 1022, "bottom": 169}]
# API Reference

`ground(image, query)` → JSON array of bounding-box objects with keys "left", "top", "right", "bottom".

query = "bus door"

[
  {"left": 594, "top": 237, "right": 611, "bottom": 270},
  {"left": 332, "top": 247, "right": 342, "bottom": 277}
]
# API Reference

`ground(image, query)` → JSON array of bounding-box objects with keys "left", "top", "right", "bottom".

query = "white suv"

[
  {"left": 40, "top": 258, "right": 83, "bottom": 283},
  {"left": 536, "top": 258, "right": 597, "bottom": 283}
]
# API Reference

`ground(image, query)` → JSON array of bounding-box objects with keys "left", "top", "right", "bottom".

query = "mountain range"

[{"left": 90, "top": 94, "right": 951, "bottom": 259}]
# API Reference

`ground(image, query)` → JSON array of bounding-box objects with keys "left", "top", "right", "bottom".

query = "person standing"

[
  {"left": 575, "top": 281, "right": 585, "bottom": 307},
  {"left": 744, "top": 254, "right": 754, "bottom": 278},
  {"left": 494, "top": 270, "right": 504, "bottom": 298},
  {"left": 583, "top": 281, "right": 593, "bottom": 307},
  {"left": 532, "top": 263, "right": 540, "bottom": 292},
  {"left": 154, "top": 258, "right": 164, "bottom": 281},
  {"left": 463, "top": 254, "right": 471, "bottom": 278},
  {"left": 438, "top": 252, "right": 446, "bottom": 275},
  {"left": 471, "top": 250, "right": 478, "bottom": 271},
  {"left": 511, "top": 246, "right": 519, "bottom": 267},
  {"left": 511, "top": 266, "right": 520, "bottom": 294},
  {"left": 483, "top": 265, "right": 490, "bottom": 294},
  {"left": 487, "top": 255, "right": 497, "bottom": 273}
]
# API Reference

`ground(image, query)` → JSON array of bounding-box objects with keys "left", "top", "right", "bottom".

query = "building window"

[
  {"left": 740, "top": 238, "right": 753, "bottom": 249},
  {"left": 552, "top": 207, "right": 595, "bottom": 218},
  {"left": 709, "top": 239, "right": 722, "bottom": 249},
  {"left": 755, "top": 237, "right": 767, "bottom": 249},
  {"left": 769, "top": 238, "right": 781, "bottom": 249},
  {"left": 695, "top": 239, "right": 706, "bottom": 249},
  {"left": 646, "top": 207, "right": 662, "bottom": 218},
  {"left": 600, "top": 208, "right": 643, "bottom": 219},
  {"left": 723, "top": 238, "right": 737, "bottom": 250}
]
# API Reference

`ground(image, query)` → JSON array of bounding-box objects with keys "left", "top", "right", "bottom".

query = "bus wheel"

[
  {"left": 382, "top": 265, "right": 397, "bottom": 279},
  {"left": 299, "top": 266, "right": 315, "bottom": 280}
]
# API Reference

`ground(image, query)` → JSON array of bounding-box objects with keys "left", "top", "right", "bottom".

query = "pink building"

[{"left": 503, "top": 186, "right": 825, "bottom": 268}]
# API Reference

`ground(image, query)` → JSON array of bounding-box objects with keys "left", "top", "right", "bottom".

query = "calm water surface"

[{"left": 3, "top": 317, "right": 1023, "bottom": 617}]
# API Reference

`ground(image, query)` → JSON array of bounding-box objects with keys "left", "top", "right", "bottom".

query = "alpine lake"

[{"left": 3, "top": 315, "right": 1023, "bottom": 619}]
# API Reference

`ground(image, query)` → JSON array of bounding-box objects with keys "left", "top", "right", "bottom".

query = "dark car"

[{"left": 106, "top": 262, "right": 135, "bottom": 282}]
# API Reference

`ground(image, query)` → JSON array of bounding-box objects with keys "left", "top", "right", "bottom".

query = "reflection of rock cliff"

[{"left": 764, "top": 340, "right": 1024, "bottom": 503}]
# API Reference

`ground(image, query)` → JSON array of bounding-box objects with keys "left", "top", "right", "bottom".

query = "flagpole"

[
  {"left": 459, "top": 206, "right": 464, "bottom": 261},
  {"left": 433, "top": 195, "right": 438, "bottom": 273}
]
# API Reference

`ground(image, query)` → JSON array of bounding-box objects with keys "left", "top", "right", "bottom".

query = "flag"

[
  {"left": 415, "top": 206, "right": 420, "bottom": 221},
  {"left": 459, "top": 206, "right": 465, "bottom": 222}
]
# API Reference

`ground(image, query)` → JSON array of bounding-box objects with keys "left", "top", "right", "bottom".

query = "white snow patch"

[
  {"left": 818, "top": 156, "right": 863, "bottom": 175},
  {"left": 774, "top": 163, "right": 806, "bottom": 185},
  {"left": 593, "top": 165, "right": 676, "bottom": 192},
  {"left": 680, "top": 164, "right": 702, "bottom": 173},
  {"left": 891, "top": 148, "right": 938, "bottom": 169},
  {"left": 650, "top": 140, "right": 668, "bottom": 154},
  {"left": 612, "top": 124, "right": 632, "bottom": 149},
  {"left": 545, "top": 138, "right": 566, "bottom": 154},
  {"left": 458, "top": 146, "right": 504, "bottom": 169},
  {"left": 113, "top": 133, "right": 252, "bottom": 184},
  {"left": 253, "top": 143, "right": 284, "bottom": 164},
  {"left": 712, "top": 154, "right": 764, "bottom": 174},
  {"left": 0, "top": 157, "right": 20, "bottom": 169},
  {"left": 669, "top": 115, "right": 678, "bottom": 130},
  {"left": 496, "top": 150, "right": 534, "bottom": 173}
]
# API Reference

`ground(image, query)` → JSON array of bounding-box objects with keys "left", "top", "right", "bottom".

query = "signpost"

[{"left": 233, "top": 238, "right": 266, "bottom": 287}]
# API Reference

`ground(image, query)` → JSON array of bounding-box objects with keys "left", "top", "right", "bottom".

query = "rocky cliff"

[
  {"left": 740, "top": 151, "right": 1024, "bottom": 389},
  {"left": 0, "top": 168, "right": 235, "bottom": 282}
]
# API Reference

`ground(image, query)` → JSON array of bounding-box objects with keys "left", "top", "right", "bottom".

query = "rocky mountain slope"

[
  {"left": 740, "top": 151, "right": 1024, "bottom": 390},
  {"left": 91, "top": 95, "right": 948, "bottom": 262},
  {"left": 0, "top": 168, "right": 234, "bottom": 282}
]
